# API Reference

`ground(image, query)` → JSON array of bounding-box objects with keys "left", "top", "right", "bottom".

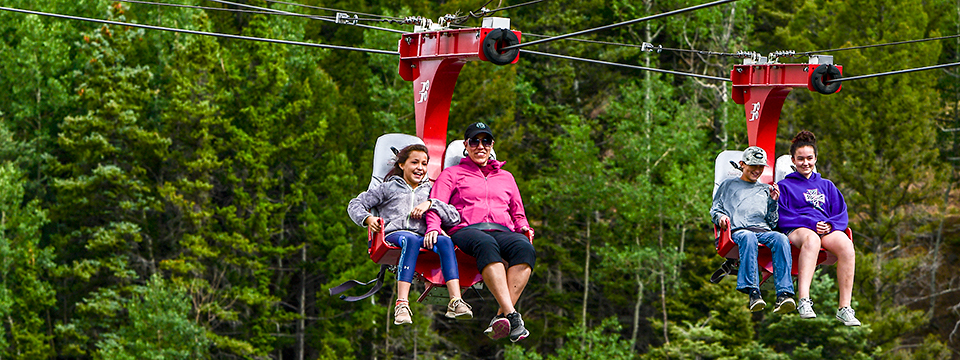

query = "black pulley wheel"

[
  {"left": 810, "top": 64, "right": 842, "bottom": 94},
  {"left": 482, "top": 28, "right": 520, "bottom": 66}
]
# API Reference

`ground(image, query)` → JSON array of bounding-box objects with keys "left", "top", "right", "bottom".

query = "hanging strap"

[{"left": 329, "top": 264, "right": 389, "bottom": 302}]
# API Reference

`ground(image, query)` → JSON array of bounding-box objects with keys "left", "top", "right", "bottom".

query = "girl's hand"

[
  {"left": 424, "top": 230, "right": 438, "bottom": 250},
  {"left": 365, "top": 216, "right": 382, "bottom": 233},
  {"left": 411, "top": 200, "right": 431, "bottom": 219},
  {"left": 816, "top": 221, "right": 832, "bottom": 234}
]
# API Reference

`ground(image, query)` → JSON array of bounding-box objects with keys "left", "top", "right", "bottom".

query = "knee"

[
  {"left": 399, "top": 235, "right": 422, "bottom": 250},
  {"left": 434, "top": 236, "right": 455, "bottom": 251}
]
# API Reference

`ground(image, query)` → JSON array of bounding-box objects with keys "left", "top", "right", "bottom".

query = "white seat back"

[
  {"left": 444, "top": 140, "right": 496, "bottom": 169},
  {"left": 369, "top": 134, "right": 425, "bottom": 190},
  {"left": 774, "top": 154, "right": 816, "bottom": 183},
  {"left": 713, "top": 151, "right": 743, "bottom": 198}
]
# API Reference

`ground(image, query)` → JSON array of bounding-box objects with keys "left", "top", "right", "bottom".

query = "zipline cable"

[
  {"left": 115, "top": 0, "right": 336, "bottom": 20},
  {"left": 825, "top": 61, "right": 960, "bottom": 83},
  {"left": 500, "top": 0, "right": 738, "bottom": 51},
  {"left": 523, "top": 33, "right": 751, "bottom": 57},
  {"left": 453, "top": 0, "right": 544, "bottom": 24},
  {"left": 0, "top": 6, "right": 399, "bottom": 55},
  {"left": 522, "top": 49, "right": 731, "bottom": 82},
  {"left": 203, "top": 0, "right": 405, "bottom": 33},
  {"left": 263, "top": 0, "right": 403, "bottom": 20},
  {"left": 801, "top": 34, "right": 960, "bottom": 56}
]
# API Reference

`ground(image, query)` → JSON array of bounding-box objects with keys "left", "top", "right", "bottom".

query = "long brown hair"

[
  {"left": 790, "top": 130, "right": 818, "bottom": 157},
  {"left": 385, "top": 144, "right": 429, "bottom": 180}
]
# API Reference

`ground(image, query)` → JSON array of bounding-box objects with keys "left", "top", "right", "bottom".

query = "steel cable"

[
  {"left": 500, "top": 0, "right": 738, "bottom": 51},
  {"left": 825, "top": 61, "right": 960, "bottom": 83},
  {"left": 0, "top": 6, "right": 399, "bottom": 55},
  {"left": 522, "top": 49, "right": 730, "bottom": 82},
  {"left": 203, "top": 0, "right": 405, "bottom": 33},
  {"left": 800, "top": 34, "right": 960, "bottom": 56}
]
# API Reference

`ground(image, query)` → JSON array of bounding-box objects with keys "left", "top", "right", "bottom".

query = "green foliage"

[
  {"left": 94, "top": 274, "right": 210, "bottom": 359},
  {"left": 0, "top": 0, "right": 957, "bottom": 358}
]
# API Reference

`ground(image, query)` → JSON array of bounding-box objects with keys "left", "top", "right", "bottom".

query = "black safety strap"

[{"left": 329, "top": 264, "right": 389, "bottom": 302}]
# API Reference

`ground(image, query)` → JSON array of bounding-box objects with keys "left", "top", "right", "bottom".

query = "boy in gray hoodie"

[{"left": 710, "top": 146, "right": 796, "bottom": 313}]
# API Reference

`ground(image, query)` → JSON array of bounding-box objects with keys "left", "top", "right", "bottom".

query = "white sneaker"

[
  {"left": 836, "top": 307, "right": 861, "bottom": 326},
  {"left": 797, "top": 298, "right": 817, "bottom": 319}
]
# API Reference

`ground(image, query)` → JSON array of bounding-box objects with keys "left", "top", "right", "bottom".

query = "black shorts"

[{"left": 451, "top": 228, "right": 537, "bottom": 273}]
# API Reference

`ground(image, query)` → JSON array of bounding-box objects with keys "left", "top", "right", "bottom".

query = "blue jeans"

[
  {"left": 385, "top": 231, "right": 459, "bottom": 283},
  {"left": 732, "top": 230, "right": 794, "bottom": 296}
]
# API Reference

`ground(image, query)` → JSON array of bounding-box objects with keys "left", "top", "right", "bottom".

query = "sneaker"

[
  {"left": 394, "top": 301, "right": 412, "bottom": 325},
  {"left": 797, "top": 298, "right": 817, "bottom": 319},
  {"left": 773, "top": 294, "right": 796, "bottom": 314},
  {"left": 445, "top": 298, "right": 474, "bottom": 319},
  {"left": 836, "top": 307, "right": 861, "bottom": 326},
  {"left": 505, "top": 312, "right": 530, "bottom": 342},
  {"left": 484, "top": 314, "right": 510, "bottom": 340},
  {"left": 748, "top": 292, "right": 766, "bottom": 312}
]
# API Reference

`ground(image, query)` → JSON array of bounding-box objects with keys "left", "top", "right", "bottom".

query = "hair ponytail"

[{"left": 790, "top": 130, "right": 818, "bottom": 156}]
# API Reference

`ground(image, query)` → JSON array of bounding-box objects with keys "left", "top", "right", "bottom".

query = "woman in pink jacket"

[{"left": 426, "top": 122, "right": 536, "bottom": 343}]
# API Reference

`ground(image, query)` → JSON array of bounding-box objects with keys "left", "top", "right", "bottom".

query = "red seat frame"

[
  {"left": 715, "top": 225, "right": 852, "bottom": 282},
  {"left": 367, "top": 218, "right": 532, "bottom": 302}
]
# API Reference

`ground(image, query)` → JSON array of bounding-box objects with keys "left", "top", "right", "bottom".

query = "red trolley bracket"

[
  {"left": 398, "top": 18, "right": 521, "bottom": 179},
  {"left": 730, "top": 55, "right": 842, "bottom": 183}
]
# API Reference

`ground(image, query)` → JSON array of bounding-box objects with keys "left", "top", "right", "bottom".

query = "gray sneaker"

[
  {"left": 797, "top": 298, "right": 817, "bottom": 319},
  {"left": 484, "top": 315, "right": 509, "bottom": 340},
  {"left": 505, "top": 312, "right": 529, "bottom": 342},
  {"left": 836, "top": 307, "right": 861, "bottom": 326}
]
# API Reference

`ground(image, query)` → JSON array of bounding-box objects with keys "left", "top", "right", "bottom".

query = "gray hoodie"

[
  {"left": 347, "top": 175, "right": 460, "bottom": 235},
  {"left": 710, "top": 177, "right": 779, "bottom": 232}
]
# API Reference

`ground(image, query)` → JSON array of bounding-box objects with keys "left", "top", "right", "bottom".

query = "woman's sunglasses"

[{"left": 467, "top": 137, "right": 494, "bottom": 147}]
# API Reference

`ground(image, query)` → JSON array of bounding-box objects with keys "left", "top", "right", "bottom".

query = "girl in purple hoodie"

[{"left": 778, "top": 130, "right": 860, "bottom": 326}]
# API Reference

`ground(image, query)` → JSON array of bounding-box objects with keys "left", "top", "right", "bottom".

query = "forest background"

[{"left": 0, "top": 0, "right": 958, "bottom": 359}]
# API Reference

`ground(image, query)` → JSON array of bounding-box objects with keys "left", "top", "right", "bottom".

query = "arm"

[
  {"left": 710, "top": 182, "right": 729, "bottom": 226},
  {"left": 825, "top": 181, "right": 849, "bottom": 231},
  {"left": 346, "top": 187, "right": 383, "bottom": 228},
  {"left": 765, "top": 194, "right": 779, "bottom": 229},
  {"left": 429, "top": 198, "right": 461, "bottom": 228},
  {"left": 506, "top": 177, "right": 531, "bottom": 233},
  {"left": 426, "top": 168, "right": 457, "bottom": 234}
]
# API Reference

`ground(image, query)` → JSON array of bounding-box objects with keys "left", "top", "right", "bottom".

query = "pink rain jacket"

[{"left": 425, "top": 158, "right": 530, "bottom": 235}]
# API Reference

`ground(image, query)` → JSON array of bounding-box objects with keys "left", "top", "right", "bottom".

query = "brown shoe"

[
  {"left": 394, "top": 301, "right": 412, "bottom": 325},
  {"left": 445, "top": 297, "right": 473, "bottom": 319}
]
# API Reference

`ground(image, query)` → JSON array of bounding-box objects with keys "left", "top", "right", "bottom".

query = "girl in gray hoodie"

[{"left": 347, "top": 144, "right": 472, "bottom": 325}]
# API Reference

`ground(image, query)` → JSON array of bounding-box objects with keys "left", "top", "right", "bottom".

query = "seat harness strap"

[{"left": 329, "top": 264, "right": 389, "bottom": 302}]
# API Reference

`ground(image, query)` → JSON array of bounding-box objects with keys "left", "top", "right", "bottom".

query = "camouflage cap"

[{"left": 742, "top": 146, "right": 767, "bottom": 166}]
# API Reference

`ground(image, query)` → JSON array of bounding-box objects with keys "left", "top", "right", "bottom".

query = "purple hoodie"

[
  {"left": 425, "top": 157, "right": 530, "bottom": 235},
  {"left": 777, "top": 172, "right": 848, "bottom": 232}
]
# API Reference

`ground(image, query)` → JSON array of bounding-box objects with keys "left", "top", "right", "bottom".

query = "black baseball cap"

[{"left": 464, "top": 122, "right": 494, "bottom": 140}]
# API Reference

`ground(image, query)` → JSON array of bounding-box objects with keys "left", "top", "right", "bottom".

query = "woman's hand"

[
  {"left": 365, "top": 216, "right": 382, "bottom": 233},
  {"left": 411, "top": 200, "right": 431, "bottom": 219},
  {"left": 816, "top": 221, "right": 832, "bottom": 234},
  {"left": 520, "top": 226, "right": 535, "bottom": 241},
  {"left": 423, "top": 230, "right": 438, "bottom": 249}
]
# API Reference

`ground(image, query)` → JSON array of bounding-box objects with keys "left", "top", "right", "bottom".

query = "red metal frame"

[
  {"left": 720, "top": 61, "right": 848, "bottom": 278},
  {"left": 730, "top": 63, "right": 842, "bottom": 184},
  {"left": 398, "top": 27, "right": 522, "bottom": 179}
]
